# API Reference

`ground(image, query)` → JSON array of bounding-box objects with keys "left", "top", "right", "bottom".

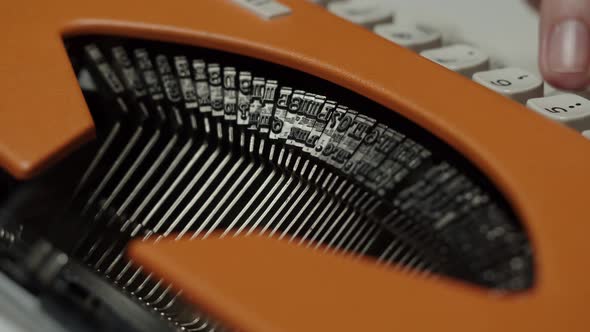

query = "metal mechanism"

[{"left": 0, "top": 35, "right": 533, "bottom": 331}]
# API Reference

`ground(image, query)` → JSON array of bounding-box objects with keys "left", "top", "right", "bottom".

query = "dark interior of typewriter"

[{"left": 0, "top": 35, "right": 534, "bottom": 332}]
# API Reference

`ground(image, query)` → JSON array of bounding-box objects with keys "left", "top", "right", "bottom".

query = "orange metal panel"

[
  {"left": 2, "top": 0, "right": 589, "bottom": 330},
  {"left": 129, "top": 236, "right": 587, "bottom": 332}
]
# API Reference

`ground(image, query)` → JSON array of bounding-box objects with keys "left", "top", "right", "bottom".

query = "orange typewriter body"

[{"left": 1, "top": 0, "right": 589, "bottom": 331}]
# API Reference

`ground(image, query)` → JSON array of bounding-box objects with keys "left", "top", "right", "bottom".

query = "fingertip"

[
  {"left": 541, "top": 70, "right": 590, "bottom": 91},
  {"left": 538, "top": 0, "right": 590, "bottom": 90}
]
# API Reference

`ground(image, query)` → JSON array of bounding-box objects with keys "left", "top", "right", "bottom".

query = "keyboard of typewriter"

[{"left": 319, "top": 0, "right": 590, "bottom": 137}]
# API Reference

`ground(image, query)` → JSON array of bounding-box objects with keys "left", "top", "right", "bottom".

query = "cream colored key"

[
  {"left": 472, "top": 67, "right": 543, "bottom": 103},
  {"left": 327, "top": 1, "right": 394, "bottom": 28},
  {"left": 373, "top": 24, "right": 441, "bottom": 52},
  {"left": 526, "top": 94, "right": 590, "bottom": 131},
  {"left": 420, "top": 44, "right": 489, "bottom": 77},
  {"left": 232, "top": 0, "right": 291, "bottom": 20}
]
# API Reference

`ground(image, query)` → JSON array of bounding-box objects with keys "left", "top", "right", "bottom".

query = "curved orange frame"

[{"left": 1, "top": 0, "right": 589, "bottom": 330}]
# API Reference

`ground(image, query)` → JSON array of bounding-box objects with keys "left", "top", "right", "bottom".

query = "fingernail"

[{"left": 548, "top": 19, "right": 590, "bottom": 73}]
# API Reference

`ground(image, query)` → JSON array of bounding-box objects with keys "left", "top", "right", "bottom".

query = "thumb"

[{"left": 539, "top": 0, "right": 590, "bottom": 90}]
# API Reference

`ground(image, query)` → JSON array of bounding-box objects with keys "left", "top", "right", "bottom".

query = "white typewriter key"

[
  {"left": 420, "top": 44, "right": 489, "bottom": 77},
  {"left": 583, "top": 130, "right": 590, "bottom": 139},
  {"left": 526, "top": 94, "right": 590, "bottom": 131},
  {"left": 232, "top": 0, "right": 291, "bottom": 20},
  {"left": 472, "top": 68, "right": 543, "bottom": 103},
  {"left": 373, "top": 24, "right": 442, "bottom": 52},
  {"left": 327, "top": 1, "right": 394, "bottom": 28}
]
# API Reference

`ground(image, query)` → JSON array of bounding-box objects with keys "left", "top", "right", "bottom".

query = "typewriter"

[{"left": 0, "top": 0, "right": 588, "bottom": 331}]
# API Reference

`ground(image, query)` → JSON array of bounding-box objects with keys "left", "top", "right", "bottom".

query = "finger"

[{"left": 539, "top": 0, "right": 590, "bottom": 90}]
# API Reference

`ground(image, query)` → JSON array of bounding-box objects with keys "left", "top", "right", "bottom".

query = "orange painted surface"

[
  {"left": 2, "top": 0, "right": 589, "bottom": 330},
  {"left": 130, "top": 236, "right": 588, "bottom": 332}
]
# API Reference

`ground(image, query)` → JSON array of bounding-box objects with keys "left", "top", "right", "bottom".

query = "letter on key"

[
  {"left": 526, "top": 94, "right": 590, "bottom": 131},
  {"left": 472, "top": 67, "right": 543, "bottom": 103},
  {"left": 420, "top": 44, "right": 489, "bottom": 77},
  {"left": 327, "top": 1, "right": 394, "bottom": 28}
]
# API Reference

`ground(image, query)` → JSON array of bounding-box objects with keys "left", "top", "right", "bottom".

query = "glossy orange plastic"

[
  {"left": 130, "top": 235, "right": 588, "bottom": 332},
  {"left": 2, "top": 0, "right": 589, "bottom": 330}
]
